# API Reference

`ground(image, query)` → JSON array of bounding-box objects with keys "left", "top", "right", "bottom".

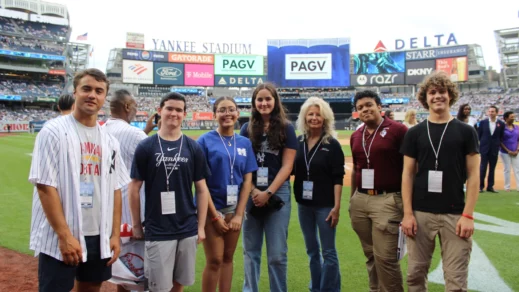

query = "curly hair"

[
  {"left": 416, "top": 71, "right": 459, "bottom": 110},
  {"left": 456, "top": 103, "right": 470, "bottom": 121},
  {"left": 247, "top": 83, "right": 289, "bottom": 152},
  {"left": 296, "top": 97, "right": 337, "bottom": 144}
]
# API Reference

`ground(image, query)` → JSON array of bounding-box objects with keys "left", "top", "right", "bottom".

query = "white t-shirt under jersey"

[{"left": 76, "top": 122, "right": 102, "bottom": 236}]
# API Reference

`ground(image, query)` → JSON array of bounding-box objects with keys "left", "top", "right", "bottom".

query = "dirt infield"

[{"left": 0, "top": 247, "right": 116, "bottom": 291}]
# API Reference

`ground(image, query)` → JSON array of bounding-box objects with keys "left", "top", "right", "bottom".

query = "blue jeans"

[
  {"left": 298, "top": 204, "right": 341, "bottom": 292},
  {"left": 243, "top": 181, "right": 291, "bottom": 292}
]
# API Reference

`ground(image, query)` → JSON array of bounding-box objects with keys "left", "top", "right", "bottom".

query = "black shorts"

[{"left": 38, "top": 235, "right": 112, "bottom": 292}]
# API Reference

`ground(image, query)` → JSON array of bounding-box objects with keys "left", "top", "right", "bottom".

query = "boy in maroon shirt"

[{"left": 349, "top": 90, "right": 408, "bottom": 292}]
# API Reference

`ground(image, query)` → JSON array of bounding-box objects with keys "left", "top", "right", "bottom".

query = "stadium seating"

[{"left": 0, "top": 16, "right": 17, "bottom": 33}]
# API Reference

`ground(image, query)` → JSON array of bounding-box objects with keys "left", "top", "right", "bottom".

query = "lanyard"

[
  {"left": 157, "top": 133, "right": 184, "bottom": 192},
  {"left": 72, "top": 117, "right": 99, "bottom": 181},
  {"left": 217, "top": 130, "right": 237, "bottom": 185},
  {"left": 426, "top": 119, "right": 450, "bottom": 170},
  {"left": 362, "top": 121, "right": 383, "bottom": 168},
  {"left": 303, "top": 135, "right": 323, "bottom": 181}
]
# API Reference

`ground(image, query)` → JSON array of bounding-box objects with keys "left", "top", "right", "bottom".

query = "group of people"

[{"left": 29, "top": 69, "right": 486, "bottom": 292}]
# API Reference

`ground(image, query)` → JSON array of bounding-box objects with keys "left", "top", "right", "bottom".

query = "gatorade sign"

[{"left": 214, "top": 55, "right": 264, "bottom": 75}]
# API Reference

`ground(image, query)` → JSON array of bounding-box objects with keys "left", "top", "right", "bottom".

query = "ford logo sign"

[{"left": 157, "top": 67, "right": 182, "bottom": 78}]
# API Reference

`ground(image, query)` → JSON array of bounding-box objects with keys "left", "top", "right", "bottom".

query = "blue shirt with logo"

[
  {"left": 131, "top": 134, "right": 211, "bottom": 241},
  {"left": 197, "top": 131, "right": 258, "bottom": 210}
]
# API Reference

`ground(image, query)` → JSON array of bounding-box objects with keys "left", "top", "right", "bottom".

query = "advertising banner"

[
  {"left": 168, "top": 53, "right": 214, "bottom": 64},
  {"left": 267, "top": 38, "right": 350, "bottom": 87},
  {"left": 0, "top": 121, "right": 29, "bottom": 132},
  {"left": 123, "top": 60, "right": 153, "bottom": 84},
  {"left": 0, "top": 95, "right": 22, "bottom": 101},
  {"left": 405, "top": 60, "right": 436, "bottom": 84},
  {"left": 171, "top": 88, "right": 203, "bottom": 95},
  {"left": 0, "top": 49, "right": 65, "bottom": 61},
  {"left": 214, "top": 55, "right": 264, "bottom": 75},
  {"left": 192, "top": 112, "right": 214, "bottom": 121},
  {"left": 405, "top": 45, "right": 468, "bottom": 61},
  {"left": 126, "top": 32, "right": 145, "bottom": 49},
  {"left": 350, "top": 73, "right": 405, "bottom": 86},
  {"left": 36, "top": 97, "right": 58, "bottom": 102},
  {"left": 353, "top": 52, "right": 405, "bottom": 74},
  {"left": 184, "top": 64, "right": 214, "bottom": 86},
  {"left": 154, "top": 62, "right": 184, "bottom": 85},
  {"left": 48, "top": 69, "right": 66, "bottom": 75},
  {"left": 436, "top": 57, "right": 468, "bottom": 82},
  {"left": 138, "top": 86, "right": 171, "bottom": 96},
  {"left": 214, "top": 75, "right": 265, "bottom": 87},
  {"left": 122, "top": 49, "right": 168, "bottom": 62}
]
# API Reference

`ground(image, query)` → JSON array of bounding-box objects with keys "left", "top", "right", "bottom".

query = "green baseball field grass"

[{"left": 0, "top": 130, "right": 518, "bottom": 291}]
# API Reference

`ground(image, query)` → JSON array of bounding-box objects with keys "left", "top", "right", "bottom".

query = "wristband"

[
  {"left": 461, "top": 213, "right": 474, "bottom": 220},
  {"left": 211, "top": 216, "right": 221, "bottom": 222}
]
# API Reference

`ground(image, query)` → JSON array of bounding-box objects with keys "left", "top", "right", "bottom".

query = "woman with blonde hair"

[
  {"left": 403, "top": 109, "right": 418, "bottom": 128},
  {"left": 293, "top": 97, "right": 345, "bottom": 291}
]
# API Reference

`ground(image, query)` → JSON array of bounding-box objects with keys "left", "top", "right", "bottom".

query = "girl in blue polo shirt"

[{"left": 197, "top": 96, "right": 258, "bottom": 292}]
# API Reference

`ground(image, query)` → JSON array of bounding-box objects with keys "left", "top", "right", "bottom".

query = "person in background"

[
  {"left": 499, "top": 111, "right": 519, "bottom": 192},
  {"left": 403, "top": 109, "right": 418, "bottom": 128},
  {"left": 198, "top": 97, "right": 258, "bottom": 292},
  {"left": 58, "top": 93, "right": 75, "bottom": 116},
  {"left": 456, "top": 103, "right": 477, "bottom": 127},
  {"left": 477, "top": 105, "right": 505, "bottom": 193},
  {"left": 240, "top": 83, "right": 297, "bottom": 292},
  {"left": 102, "top": 89, "right": 150, "bottom": 292},
  {"left": 384, "top": 110, "right": 394, "bottom": 120},
  {"left": 293, "top": 97, "right": 344, "bottom": 292},
  {"left": 350, "top": 90, "right": 408, "bottom": 292}
]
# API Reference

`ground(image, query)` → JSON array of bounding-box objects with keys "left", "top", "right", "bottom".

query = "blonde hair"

[
  {"left": 404, "top": 109, "right": 417, "bottom": 124},
  {"left": 296, "top": 97, "right": 337, "bottom": 144}
]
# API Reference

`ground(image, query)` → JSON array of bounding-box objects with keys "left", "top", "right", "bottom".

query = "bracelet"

[
  {"left": 211, "top": 216, "right": 221, "bottom": 222},
  {"left": 462, "top": 213, "right": 474, "bottom": 220}
]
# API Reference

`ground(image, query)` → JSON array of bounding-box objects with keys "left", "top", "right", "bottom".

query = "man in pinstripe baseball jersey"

[
  {"left": 29, "top": 68, "right": 131, "bottom": 292},
  {"left": 102, "top": 89, "right": 150, "bottom": 292}
]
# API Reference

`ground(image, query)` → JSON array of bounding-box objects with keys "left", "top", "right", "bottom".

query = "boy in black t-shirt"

[
  {"left": 128, "top": 93, "right": 211, "bottom": 292},
  {"left": 400, "top": 71, "right": 480, "bottom": 292}
]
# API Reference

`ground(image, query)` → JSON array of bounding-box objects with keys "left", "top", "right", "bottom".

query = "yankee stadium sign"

[{"left": 152, "top": 39, "right": 252, "bottom": 55}]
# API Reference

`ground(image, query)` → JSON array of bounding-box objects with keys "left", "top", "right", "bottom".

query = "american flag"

[{"left": 76, "top": 33, "right": 88, "bottom": 41}]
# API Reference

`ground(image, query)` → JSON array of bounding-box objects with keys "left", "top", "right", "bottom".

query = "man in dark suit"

[{"left": 477, "top": 105, "right": 505, "bottom": 193}]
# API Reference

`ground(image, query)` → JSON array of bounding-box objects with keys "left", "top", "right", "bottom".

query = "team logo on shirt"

[
  {"left": 155, "top": 153, "right": 189, "bottom": 168},
  {"left": 380, "top": 128, "right": 388, "bottom": 137},
  {"left": 238, "top": 148, "right": 247, "bottom": 156}
]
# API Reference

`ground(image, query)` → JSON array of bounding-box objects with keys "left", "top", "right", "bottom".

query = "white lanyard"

[
  {"left": 217, "top": 130, "right": 237, "bottom": 185},
  {"left": 72, "top": 117, "right": 99, "bottom": 180},
  {"left": 362, "top": 121, "right": 383, "bottom": 168},
  {"left": 303, "top": 135, "right": 323, "bottom": 181},
  {"left": 426, "top": 119, "right": 450, "bottom": 170},
  {"left": 157, "top": 133, "right": 184, "bottom": 192}
]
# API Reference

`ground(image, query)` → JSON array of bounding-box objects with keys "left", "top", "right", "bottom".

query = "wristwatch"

[{"left": 266, "top": 188, "right": 274, "bottom": 196}]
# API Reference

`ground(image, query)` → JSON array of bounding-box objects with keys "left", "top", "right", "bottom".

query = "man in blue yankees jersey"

[{"left": 29, "top": 68, "right": 130, "bottom": 292}]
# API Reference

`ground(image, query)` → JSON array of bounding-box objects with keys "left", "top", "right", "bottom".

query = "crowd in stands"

[
  {"left": 0, "top": 35, "right": 65, "bottom": 54},
  {"left": 0, "top": 80, "right": 63, "bottom": 97},
  {"left": 0, "top": 108, "right": 58, "bottom": 121},
  {"left": 0, "top": 16, "right": 17, "bottom": 33},
  {"left": 2, "top": 90, "right": 518, "bottom": 123},
  {"left": 14, "top": 19, "right": 68, "bottom": 40}
]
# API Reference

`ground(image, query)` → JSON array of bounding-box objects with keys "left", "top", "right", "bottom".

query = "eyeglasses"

[{"left": 217, "top": 107, "right": 237, "bottom": 114}]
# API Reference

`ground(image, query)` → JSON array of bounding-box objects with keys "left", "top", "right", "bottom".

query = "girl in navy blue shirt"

[
  {"left": 240, "top": 83, "right": 297, "bottom": 292},
  {"left": 197, "top": 97, "right": 258, "bottom": 292}
]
